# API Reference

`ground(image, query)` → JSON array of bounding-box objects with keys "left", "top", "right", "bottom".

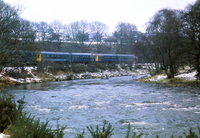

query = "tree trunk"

[
  {"left": 195, "top": 55, "right": 200, "bottom": 79},
  {"left": 168, "top": 49, "right": 175, "bottom": 78},
  {"left": 196, "top": 35, "right": 200, "bottom": 79}
]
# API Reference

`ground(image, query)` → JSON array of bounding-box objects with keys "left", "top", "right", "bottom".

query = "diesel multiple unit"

[{"left": 36, "top": 51, "right": 135, "bottom": 63}]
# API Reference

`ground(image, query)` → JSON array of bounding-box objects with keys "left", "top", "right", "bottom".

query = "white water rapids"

[{"left": 5, "top": 76, "right": 200, "bottom": 138}]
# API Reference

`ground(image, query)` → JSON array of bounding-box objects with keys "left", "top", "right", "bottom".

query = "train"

[{"left": 36, "top": 51, "right": 135, "bottom": 64}]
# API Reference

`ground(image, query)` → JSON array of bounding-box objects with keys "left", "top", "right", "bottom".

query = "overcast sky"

[{"left": 4, "top": 0, "right": 196, "bottom": 32}]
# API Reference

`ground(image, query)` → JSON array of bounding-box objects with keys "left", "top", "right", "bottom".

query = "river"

[{"left": 5, "top": 76, "right": 200, "bottom": 138}]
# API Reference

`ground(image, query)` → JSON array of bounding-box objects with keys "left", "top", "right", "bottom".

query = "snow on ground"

[
  {"left": 0, "top": 133, "right": 10, "bottom": 138},
  {"left": 149, "top": 75, "right": 167, "bottom": 81},
  {"left": 148, "top": 71, "right": 197, "bottom": 82},
  {"left": 176, "top": 71, "right": 197, "bottom": 80},
  {"left": 1, "top": 67, "right": 41, "bottom": 84}
]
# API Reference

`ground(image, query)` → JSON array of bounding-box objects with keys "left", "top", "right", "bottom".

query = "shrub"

[
  {"left": 5, "top": 116, "right": 65, "bottom": 138},
  {"left": 125, "top": 123, "right": 143, "bottom": 138},
  {"left": 87, "top": 120, "right": 114, "bottom": 138},
  {"left": 0, "top": 94, "right": 19, "bottom": 133},
  {"left": 0, "top": 93, "right": 66, "bottom": 138},
  {"left": 134, "top": 65, "right": 143, "bottom": 69},
  {"left": 71, "top": 64, "right": 87, "bottom": 73},
  {"left": 48, "top": 62, "right": 71, "bottom": 74},
  {"left": 87, "top": 64, "right": 99, "bottom": 73},
  {"left": 0, "top": 74, "right": 16, "bottom": 89},
  {"left": 183, "top": 127, "right": 200, "bottom": 138},
  {"left": 106, "top": 63, "right": 118, "bottom": 71},
  {"left": 94, "top": 63, "right": 108, "bottom": 71},
  {"left": 75, "top": 129, "right": 85, "bottom": 138}
]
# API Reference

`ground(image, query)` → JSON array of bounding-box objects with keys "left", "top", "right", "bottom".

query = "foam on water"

[
  {"left": 30, "top": 105, "right": 51, "bottom": 112},
  {"left": 69, "top": 105, "right": 89, "bottom": 110},
  {"left": 94, "top": 101, "right": 110, "bottom": 106}
]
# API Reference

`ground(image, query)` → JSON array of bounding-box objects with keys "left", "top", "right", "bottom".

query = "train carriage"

[
  {"left": 71, "top": 53, "right": 93, "bottom": 63},
  {"left": 117, "top": 54, "right": 135, "bottom": 63},
  {"left": 37, "top": 51, "right": 71, "bottom": 62}
]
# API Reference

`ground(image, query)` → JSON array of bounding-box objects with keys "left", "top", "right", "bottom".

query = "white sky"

[{"left": 4, "top": 0, "right": 196, "bottom": 32}]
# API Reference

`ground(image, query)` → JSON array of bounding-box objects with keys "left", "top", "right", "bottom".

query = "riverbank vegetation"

[{"left": 1, "top": 93, "right": 200, "bottom": 138}]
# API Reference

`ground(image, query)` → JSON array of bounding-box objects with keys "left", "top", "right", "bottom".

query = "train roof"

[
  {"left": 94, "top": 53, "right": 116, "bottom": 56},
  {"left": 95, "top": 53, "right": 134, "bottom": 56},
  {"left": 117, "top": 54, "right": 135, "bottom": 57},
  {"left": 71, "top": 53, "right": 92, "bottom": 55},
  {"left": 40, "top": 51, "right": 70, "bottom": 55},
  {"left": 39, "top": 51, "right": 134, "bottom": 57}
]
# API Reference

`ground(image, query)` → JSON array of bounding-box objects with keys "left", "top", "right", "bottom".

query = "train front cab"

[
  {"left": 94, "top": 54, "right": 118, "bottom": 62},
  {"left": 36, "top": 53, "right": 42, "bottom": 62},
  {"left": 95, "top": 55, "right": 98, "bottom": 62}
]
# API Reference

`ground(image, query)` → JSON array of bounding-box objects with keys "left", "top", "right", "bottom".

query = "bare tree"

[
  {"left": 0, "top": 0, "right": 21, "bottom": 67},
  {"left": 36, "top": 21, "right": 50, "bottom": 42},
  {"left": 146, "top": 9, "right": 184, "bottom": 78},
  {"left": 113, "top": 22, "right": 138, "bottom": 54},
  {"left": 49, "top": 20, "right": 63, "bottom": 50},
  {"left": 77, "top": 20, "right": 89, "bottom": 45},
  {"left": 66, "top": 21, "right": 79, "bottom": 42},
  {"left": 183, "top": 0, "right": 200, "bottom": 78},
  {"left": 90, "top": 21, "right": 109, "bottom": 52},
  {"left": 18, "top": 19, "right": 36, "bottom": 42}
]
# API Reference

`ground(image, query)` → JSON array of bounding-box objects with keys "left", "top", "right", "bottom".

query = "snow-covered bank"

[
  {"left": 1, "top": 67, "right": 41, "bottom": 84},
  {"left": 0, "top": 67, "right": 148, "bottom": 85},
  {"left": 44, "top": 69, "right": 147, "bottom": 82},
  {"left": 145, "top": 70, "right": 197, "bottom": 82}
]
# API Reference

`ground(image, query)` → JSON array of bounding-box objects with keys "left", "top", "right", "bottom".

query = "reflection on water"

[{"left": 5, "top": 76, "right": 200, "bottom": 138}]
